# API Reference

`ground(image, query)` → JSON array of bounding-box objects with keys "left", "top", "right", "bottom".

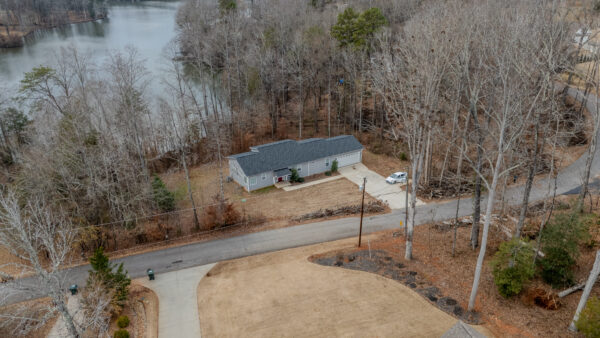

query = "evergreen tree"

[
  {"left": 331, "top": 7, "right": 387, "bottom": 49},
  {"left": 88, "top": 247, "right": 131, "bottom": 311},
  {"left": 152, "top": 175, "right": 175, "bottom": 212}
]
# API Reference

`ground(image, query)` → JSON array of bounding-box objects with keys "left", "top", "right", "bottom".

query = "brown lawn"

[
  {"left": 162, "top": 162, "right": 382, "bottom": 228},
  {"left": 319, "top": 214, "right": 600, "bottom": 338},
  {"left": 197, "top": 237, "right": 492, "bottom": 338}
]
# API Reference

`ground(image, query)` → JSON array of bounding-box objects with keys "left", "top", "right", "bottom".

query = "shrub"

[
  {"left": 331, "top": 160, "right": 338, "bottom": 173},
  {"left": 290, "top": 168, "right": 300, "bottom": 182},
  {"left": 325, "top": 171, "right": 331, "bottom": 176},
  {"left": 540, "top": 247, "right": 576, "bottom": 288},
  {"left": 202, "top": 195, "right": 241, "bottom": 230},
  {"left": 539, "top": 212, "right": 590, "bottom": 288},
  {"left": 297, "top": 177, "right": 305, "bottom": 183},
  {"left": 152, "top": 175, "right": 175, "bottom": 212},
  {"left": 576, "top": 297, "right": 600, "bottom": 337},
  {"left": 117, "top": 315, "right": 130, "bottom": 329},
  {"left": 491, "top": 239, "right": 535, "bottom": 298},
  {"left": 399, "top": 152, "right": 408, "bottom": 161},
  {"left": 114, "top": 329, "right": 130, "bottom": 338}
]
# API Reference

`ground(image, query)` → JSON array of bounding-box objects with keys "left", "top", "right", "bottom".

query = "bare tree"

[{"left": 0, "top": 190, "right": 80, "bottom": 337}]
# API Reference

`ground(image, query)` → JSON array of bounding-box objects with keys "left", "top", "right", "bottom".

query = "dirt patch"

[
  {"left": 109, "top": 282, "right": 159, "bottom": 338},
  {"left": 196, "top": 238, "right": 492, "bottom": 337}
]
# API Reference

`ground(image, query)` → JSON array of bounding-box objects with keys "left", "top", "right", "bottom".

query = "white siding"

[
  {"left": 229, "top": 159, "right": 247, "bottom": 188},
  {"left": 248, "top": 171, "right": 275, "bottom": 191},
  {"left": 334, "top": 150, "right": 362, "bottom": 167}
]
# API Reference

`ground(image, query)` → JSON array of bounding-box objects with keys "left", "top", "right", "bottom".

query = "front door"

[{"left": 278, "top": 177, "right": 283, "bottom": 182}]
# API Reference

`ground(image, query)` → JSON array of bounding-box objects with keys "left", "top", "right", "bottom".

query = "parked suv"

[{"left": 386, "top": 172, "right": 407, "bottom": 184}]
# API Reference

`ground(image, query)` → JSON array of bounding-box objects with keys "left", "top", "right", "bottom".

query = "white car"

[{"left": 386, "top": 172, "right": 407, "bottom": 184}]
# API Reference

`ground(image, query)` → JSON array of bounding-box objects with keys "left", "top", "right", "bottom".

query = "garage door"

[{"left": 335, "top": 151, "right": 361, "bottom": 167}]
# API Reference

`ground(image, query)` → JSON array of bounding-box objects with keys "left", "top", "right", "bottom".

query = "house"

[{"left": 227, "top": 135, "right": 364, "bottom": 191}]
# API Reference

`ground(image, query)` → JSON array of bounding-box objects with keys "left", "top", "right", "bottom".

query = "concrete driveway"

[
  {"left": 339, "top": 163, "right": 424, "bottom": 209},
  {"left": 137, "top": 264, "right": 216, "bottom": 338}
]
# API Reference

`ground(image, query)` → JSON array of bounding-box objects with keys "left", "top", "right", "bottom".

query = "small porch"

[{"left": 273, "top": 168, "right": 292, "bottom": 188}]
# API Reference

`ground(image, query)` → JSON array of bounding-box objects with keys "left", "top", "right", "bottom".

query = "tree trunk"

[
  {"left": 298, "top": 75, "right": 303, "bottom": 139},
  {"left": 406, "top": 131, "right": 425, "bottom": 261},
  {"left": 578, "top": 88, "right": 599, "bottom": 210},
  {"left": 314, "top": 89, "right": 319, "bottom": 134},
  {"left": 181, "top": 151, "right": 200, "bottom": 230},
  {"left": 327, "top": 71, "right": 332, "bottom": 137},
  {"left": 515, "top": 114, "right": 541, "bottom": 238},
  {"left": 471, "top": 106, "right": 483, "bottom": 250},
  {"left": 54, "top": 294, "right": 79, "bottom": 338},
  {"left": 468, "top": 147, "right": 504, "bottom": 312},
  {"left": 569, "top": 250, "right": 600, "bottom": 331}
]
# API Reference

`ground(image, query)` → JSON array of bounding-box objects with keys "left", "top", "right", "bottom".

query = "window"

[
  {"left": 297, "top": 167, "right": 302, "bottom": 172},
  {"left": 262, "top": 173, "right": 267, "bottom": 180},
  {"left": 244, "top": 176, "right": 247, "bottom": 183},
  {"left": 250, "top": 177, "right": 257, "bottom": 185},
  {"left": 326, "top": 158, "right": 330, "bottom": 167}
]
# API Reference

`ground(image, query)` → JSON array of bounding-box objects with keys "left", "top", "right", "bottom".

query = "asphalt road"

[{"left": 3, "top": 87, "right": 598, "bottom": 305}]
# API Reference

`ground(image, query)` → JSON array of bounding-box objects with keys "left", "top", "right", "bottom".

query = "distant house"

[{"left": 227, "top": 135, "right": 364, "bottom": 191}]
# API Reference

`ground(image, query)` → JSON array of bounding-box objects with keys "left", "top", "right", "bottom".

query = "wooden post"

[{"left": 358, "top": 177, "right": 366, "bottom": 247}]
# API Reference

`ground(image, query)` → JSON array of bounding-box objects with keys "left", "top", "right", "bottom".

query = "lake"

[{"left": 0, "top": 1, "right": 182, "bottom": 96}]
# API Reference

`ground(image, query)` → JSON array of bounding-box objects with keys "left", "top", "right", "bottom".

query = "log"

[{"left": 558, "top": 283, "right": 586, "bottom": 298}]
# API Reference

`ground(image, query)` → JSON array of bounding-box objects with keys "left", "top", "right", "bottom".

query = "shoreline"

[{"left": 0, "top": 13, "right": 107, "bottom": 49}]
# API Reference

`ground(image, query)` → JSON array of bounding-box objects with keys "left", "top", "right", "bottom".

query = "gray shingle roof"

[{"left": 228, "top": 135, "right": 363, "bottom": 176}]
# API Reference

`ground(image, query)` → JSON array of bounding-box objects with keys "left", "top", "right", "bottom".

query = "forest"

[{"left": 0, "top": 0, "right": 599, "bottom": 336}]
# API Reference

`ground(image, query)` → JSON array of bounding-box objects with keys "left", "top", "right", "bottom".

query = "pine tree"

[{"left": 88, "top": 247, "right": 131, "bottom": 311}]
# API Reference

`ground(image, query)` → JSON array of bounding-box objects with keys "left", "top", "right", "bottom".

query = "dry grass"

[
  {"left": 0, "top": 246, "right": 27, "bottom": 277},
  {"left": 323, "top": 217, "right": 600, "bottom": 337},
  {"left": 0, "top": 298, "right": 58, "bottom": 338},
  {"left": 197, "top": 237, "right": 492, "bottom": 337},
  {"left": 162, "top": 163, "right": 381, "bottom": 227},
  {"left": 362, "top": 149, "right": 410, "bottom": 178}
]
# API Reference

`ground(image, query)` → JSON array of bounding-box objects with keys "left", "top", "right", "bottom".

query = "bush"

[
  {"left": 331, "top": 160, "right": 338, "bottom": 173},
  {"left": 539, "top": 212, "right": 589, "bottom": 288},
  {"left": 540, "top": 247, "right": 576, "bottom": 288},
  {"left": 117, "top": 315, "right": 130, "bottom": 329},
  {"left": 114, "top": 329, "right": 130, "bottom": 338},
  {"left": 325, "top": 171, "right": 332, "bottom": 176},
  {"left": 576, "top": 297, "right": 600, "bottom": 337},
  {"left": 399, "top": 152, "right": 408, "bottom": 161},
  {"left": 491, "top": 239, "right": 535, "bottom": 298},
  {"left": 152, "top": 175, "right": 175, "bottom": 212},
  {"left": 290, "top": 168, "right": 300, "bottom": 182},
  {"left": 202, "top": 195, "right": 241, "bottom": 230},
  {"left": 289, "top": 168, "right": 304, "bottom": 183}
]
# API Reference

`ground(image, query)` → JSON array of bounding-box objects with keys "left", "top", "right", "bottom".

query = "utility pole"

[{"left": 358, "top": 177, "right": 366, "bottom": 247}]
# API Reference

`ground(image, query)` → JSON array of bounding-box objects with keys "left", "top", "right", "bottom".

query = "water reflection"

[{"left": 0, "top": 1, "right": 181, "bottom": 97}]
